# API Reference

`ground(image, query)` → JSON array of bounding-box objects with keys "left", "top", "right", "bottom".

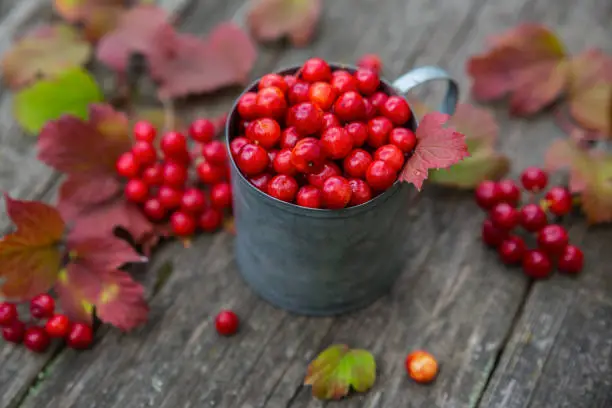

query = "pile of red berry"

[
  {"left": 115, "top": 118, "right": 233, "bottom": 237},
  {"left": 0, "top": 294, "right": 93, "bottom": 352},
  {"left": 230, "top": 57, "right": 417, "bottom": 209},
  {"left": 475, "top": 167, "right": 584, "bottom": 278}
]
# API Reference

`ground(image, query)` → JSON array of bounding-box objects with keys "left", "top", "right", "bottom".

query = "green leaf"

[
  {"left": 429, "top": 149, "right": 511, "bottom": 189},
  {"left": 13, "top": 68, "right": 103, "bottom": 134},
  {"left": 304, "top": 344, "right": 376, "bottom": 400}
]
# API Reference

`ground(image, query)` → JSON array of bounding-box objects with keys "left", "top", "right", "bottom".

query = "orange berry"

[{"left": 405, "top": 350, "right": 438, "bottom": 383}]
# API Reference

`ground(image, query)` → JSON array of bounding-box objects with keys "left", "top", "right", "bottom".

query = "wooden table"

[{"left": 1, "top": 0, "right": 611, "bottom": 407}]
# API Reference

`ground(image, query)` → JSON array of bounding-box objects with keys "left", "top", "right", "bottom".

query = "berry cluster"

[
  {"left": 115, "top": 118, "right": 232, "bottom": 237},
  {"left": 230, "top": 57, "right": 416, "bottom": 209},
  {"left": 475, "top": 167, "right": 584, "bottom": 278},
  {"left": 0, "top": 294, "right": 93, "bottom": 353}
]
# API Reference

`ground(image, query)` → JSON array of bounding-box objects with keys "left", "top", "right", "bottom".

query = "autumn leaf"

[
  {"left": 247, "top": 0, "right": 321, "bottom": 47},
  {"left": 399, "top": 111, "right": 470, "bottom": 190},
  {"left": 14, "top": 68, "right": 103, "bottom": 134},
  {"left": 54, "top": 0, "right": 127, "bottom": 42},
  {"left": 467, "top": 23, "right": 570, "bottom": 116},
  {"left": 304, "top": 344, "right": 376, "bottom": 400},
  {"left": 1, "top": 24, "right": 91, "bottom": 89},
  {"left": 0, "top": 194, "right": 65, "bottom": 299}
]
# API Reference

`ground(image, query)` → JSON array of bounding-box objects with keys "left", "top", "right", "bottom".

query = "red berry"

[
  {"left": 288, "top": 81, "right": 311, "bottom": 105},
  {"left": 45, "top": 314, "right": 70, "bottom": 338},
  {"left": 181, "top": 188, "right": 207, "bottom": 214},
  {"left": 345, "top": 122, "right": 369, "bottom": 147},
  {"left": 558, "top": 245, "right": 584, "bottom": 274},
  {"left": 189, "top": 119, "right": 215, "bottom": 143},
  {"left": 24, "top": 327, "right": 50, "bottom": 353},
  {"left": 307, "top": 161, "right": 342, "bottom": 189},
  {"left": 545, "top": 187, "right": 572, "bottom": 216},
  {"left": 322, "top": 176, "right": 352, "bottom": 209},
  {"left": 389, "top": 127, "right": 417, "bottom": 153},
  {"left": 348, "top": 178, "right": 373, "bottom": 206},
  {"left": 230, "top": 136, "right": 250, "bottom": 158},
  {"left": 273, "top": 148, "right": 297, "bottom": 176},
  {"left": 363, "top": 98, "right": 376, "bottom": 120},
  {"left": 343, "top": 149, "right": 373, "bottom": 178},
  {"left": 520, "top": 203, "right": 548, "bottom": 232},
  {"left": 237, "top": 92, "right": 259, "bottom": 120},
  {"left": 160, "top": 131, "right": 188, "bottom": 158},
  {"left": 124, "top": 179, "right": 149, "bottom": 203},
  {"left": 520, "top": 167, "right": 548, "bottom": 192},
  {"left": 236, "top": 143, "right": 269, "bottom": 176},
  {"left": 497, "top": 179, "right": 521, "bottom": 206},
  {"left": 490, "top": 202, "right": 519, "bottom": 230},
  {"left": 199, "top": 207, "right": 224, "bottom": 232},
  {"left": 133, "top": 120, "right": 156, "bottom": 143},
  {"left": 291, "top": 138, "right": 325, "bottom": 174},
  {"left": 357, "top": 53, "right": 382, "bottom": 73},
  {"left": 215, "top": 309, "right": 239, "bottom": 336},
  {"left": 30, "top": 293, "right": 55, "bottom": 319},
  {"left": 2, "top": 320, "right": 25, "bottom": 343},
  {"left": 202, "top": 140, "right": 228, "bottom": 166},
  {"left": 287, "top": 102, "right": 323, "bottom": 136},
  {"left": 170, "top": 211, "right": 196, "bottom": 236},
  {"left": 157, "top": 185, "right": 183, "bottom": 209},
  {"left": 131, "top": 141, "right": 157, "bottom": 166},
  {"left": 374, "top": 144, "right": 405, "bottom": 172},
  {"left": 301, "top": 58, "right": 332, "bottom": 82},
  {"left": 320, "top": 126, "right": 353, "bottom": 159},
  {"left": 0, "top": 302, "right": 18, "bottom": 326},
  {"left": 162, "top": 161, "right": 188, "bottom": 187},
  {"left": 259, "top": 73, "right": 288, "bottom": 93},
  {"left": 246, "top": 118, "right": 281, "bottom": 149},
  {"left": 267, "top": 149, "right": 279, "bottom": 172},
  {"left": 330, "top": 71, "right": 358, "bottom": 94},
  {"left": 537, "top": 224, "right": 569, "bottom": 256},
  {"left": 115, "top": 152, "right": 140, "bottom": 178},
  {"left": 380, "top": 96, "right": 412, "bottom": 125},
  {"left": 249, "top": 173, "right": 272, "bottom": 193},
  {"left": 197, "top": 160, "right": 225, "bottom": 185},
  {"left": 366, "top": 160, "right": 397, "bottom": 191},
  {"left": 334, "top": 91, "right": 366, "bottom": 122},
  {"left": 284, "top": 75, "right": 297, "bottom": 88},
  {"left": 308, "top": 82, "right": 337, "bottom": 111},
  {"left": 142, "top": 163, "right": 164, "bottom": 186},
  {"left": 522, "top": 250, "right": 552, "bottom": 279},
  {"left": 354, "top": 68, "right": 380, "bottom": 95},
  {"left": 280, "top": 127, "right": 302, "bottom": 149},
  {"left": 296, "top": 185, "right": 322, "bottom": 208},
  {"left": 321, "top": 112, "right": 341, "bottom": 130},
  {"left": 475, "top": 181, "right": 501, "bottom": 210},
  {"left": 256, "top": 86, "right": 287, "bottom": 119},
  {"left": 143, "top": 197, "right": 166, "bottom": 221},
  {"left": 498, "top": 235, "right": 526, "bottom": 265},
  {"left": 369, "top": 91, "right": 389, "bottom": 113},
  {"left": 268, "top": 175, "right": 299, "bottom": 202},
  {"left": 66, "top": 323, "right": 93, "bottom": 350},
  {"left": 210, "top": 182, "right": 232, "bottom": 209},
  {"left": 481, "top": 218, "right": 508, "bottom": 247},
  {"left": 367, "top": 117, "right": 393, "bottom": 148}
]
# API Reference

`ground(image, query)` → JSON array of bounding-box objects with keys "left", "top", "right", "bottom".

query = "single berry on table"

[
  {"left": 321, "top": 112, "right": 341, "bottom": 130},
  {"left": 389, "top": 127, "right": 417, "bottom": 153},
  {"left": 249, "top": 173, "right": 272, "bottom": 193},
  {"left": 143, "top": 198, "right": 166, "bottom": 221},
  {"left": 280, "top": 127, "right": 302, "bottom": 149},
  {"left": 296, "top": 185, "right": 322, "bottom": 208},
  {"left": 202, "top": 140, "right": 228, "bottom": 166},
  {"left": 367, "top": 117, "right": 393, "bottom": 148},
  {"left": 334, "top": 91, "right": 366, "bottom": 123},
  {"left": 520, "top": 167, "right": 548, "bottom": 192},
  {"left": 133, "top": 120, "right": 156, "bottom": 143},
  {"left": 291, "top": 138, "right": 325, "bottom": 174},
  {"left": 287, "top": 102, "right": 323, "bottom": 136},
  {"left": 343, "top": 149, "right": 373, "bottom": 179},
  {"left": 496, "top": 179, "right": 521, "bottom": 207},
  {"left": 67, "top": 323, "right": 94, "bottom": 350},
  {"left": 160, "top": 131, "right": 188, "bottom": 158},
  {"left": 545, "top": 186, "right": 573, "bottom": 216},
  {"left": 157, "top": 185, "right": 183, "bottom": 209},
  {"left": 522, "top": 249, "right": 552, "bottom": 279},
  {"left": 307, "top": 161, "right": 341, "bottom": 189},
  {"left": 374, "top": 144, "right": 405, "bottom": 172},
  {"left": 197, "top": 160, "right": 226, "bottom": 185},
  {"left": 345, "top": 122, "right": 369, "bottom": 147},
  {"left": 162, "top": 161, "right": 188, "bottom": 187},
  {"left": 30, "top": 293, "right": 55, "bottom": 319},
  {"left": 45, "top": 314, "right": 71, "bottom": 338},
  {"left": 170, "top": 211, "right": 197, "bottom": 237},
  {"left": 2, "top": 320, "right": 25, "bottom": 344},
  {"left": 189, "top": 118, "right": 215, "bottom": 143},
  {"left": 258, "top": 73, "right": 288, "bottom": 93},
  {"left": 230, "top": 136, "right": 250, "bottom": 158},
  {"left": 475, "top": 180, "right": 501, "bottom": 210},
  {"left": 124, "top": 179, "right": 149, "bottom": 203},
  {"left": 142, "top": 163, "right": 164, "bottom": 186},
  {"left": 181, "top": 188, "right": 207, "bottom": 214},
  {"left": 210, "top": 182, "right": 233, "bottom": 209},
  {"left": 24, "top": 327, "right": 51, "bottom": 353},
  {"left": 520, "top": 203, "right": 548, "bottom": 232},
  {"left": 348, "top": 178, "right": 373, "bottom": 206},
  {"left": 498, "top": 235, "right": 526, "bottom": 265},
  {"left": 537, "top": 224, "right": 569, "bottom": 256},
  {"left": 308, "top": 81, "right": 337, "bottom": 111},
  {"left": 199, "top": 207, "right": 224, "bottom": 232},
  {"left": 215, "top": 309, "right": 239, "bottom": 336},
  {"left": 380, "top": 96, "right": 411, "bottom": 125},
  {"left": 320, "top": 127, "right": 353, "bottom": 159},
  {"left": 256, "top": 86, "right": 287, "bottom": 119},
  {"left": 288, "top": 81, "right": 311, "bottom": 105},
  {"left": 490, "top": 202, "right": 519, "bottom": 231},
  {"left": 268, "top": 175, "right": 299, "bottom": 202},
  {"left": 357, "top": 53, "right": 382, "bottom": 73},
  {"left": 237, "top": 92, "right": 259, "bottom": 120},
  {"left": 321, "top": 176, "right": 352, "bottom": 209},
  {"left": 273, "top": 148, "right": 298, "bottom": 176},
  {"left": 481, "top": 218, "right": 508, "bottom": 247},
  {"left": 0, "top": 302, "right": 18, "bottom": 326},
  {"left": 131, "top": 141, "right": 157, "bottom": 166},
  {"left": 405, "top": 350, "right": 438, "bottom": 384},
  {"left": 366, "top": 160, "right": 397, "bottom": 191},
  {"left": 301, "top": 58, "right": 332, "bottom": 82},
  {"left": 236, "top": 144, "right": 269, "bottom": 176},
  {"left": 558, "top": 245, "right": 584, "bottom": 274},
  {"left": 354, "top": 68, "right": 380, "bottom": 95},
  {"left": 330, "top": 71, "right": 358, "bottom": 94},
  {"left": 115, "top": 152, "right": 140, "bottom": 178}
]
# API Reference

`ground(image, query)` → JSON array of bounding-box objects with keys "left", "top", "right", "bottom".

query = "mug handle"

[{"left": 392, "top": 66, "right": 459, "bottom": 115}]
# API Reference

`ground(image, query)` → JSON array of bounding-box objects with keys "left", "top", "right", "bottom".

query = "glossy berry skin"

[
  {"left": 320, "top": 127, "right": 353, "bottom": 159},
  {"left": 2, "top": 320, "right": 25, "bottom": 343},
  {"left": 230, "top": 136, "right": 250, "bottom": 158},
  {"left": 115, "top": 152, "right": 140, "bottom": 178},
  {"left": 380, "top": 96, "right": 411, "bottom": 125},
  {"left": 180, "top": 188, "right": 207, "bottom": 214},
  {"left": 389, "top": 128, "right": 417, "bottom": 153},
  {"left": 307, "top": 161, "right": 342, "bottom": 189},
  {"left": 249, "top": 173, "right": 272, "bottom": 193},
  {"left": 66, "top": 323, "right": 94, "bottom": 350},
  {"left": 348, "top": 178, "right": 373, "bottom": 206},
  {"left": 267, "top": 150, "right": 279, "bottom": 172},
  {"left": 287, "top": 102, "right": 323, "bottom": 136},
  {"left": 189, "top": 118, "right": 215, "bottom": 143},
  {"left": 142, "top": 163, "right": 164, "bottom": 186},
  {"left": 481, "top": 219, "right": 508, "bottom": 247},
  {"left": 362, "top": 98, "right": 377, "bottom": 120},
  {"left": 236, "top": 144, "right": 269, "bottom": 176},
  {"left": 522, "top": 250, "right": 553, "bottom": 279},
  {"left": 545, "top": 187, "right": 573, "bottom": 216},
  {"left": 343, "top": 149, "right": 373, "bottom": 179},
  {"left": 330, "top": 71, "right": 358, "bottom": 94},
  {"left": 288, "top": 81, "right": 311, "bottom": 105},
  {"left": 268, "top": 175, "right": 299, "bottom": 202},
  {"left": 308, "top": 82, "right": 337, "bottom": 111},
  {"left": 490, "top": 202, "right": 519, "bottom": 230},
  {"left": 215, "top": 310, "right": 239, "bottom": 336},
  {"left": 283, "top": 75, "right": 297, "bottom": 88},
  {"left": 520, "top": 167, "right": 548, "bottom": 192},
  {"left": 367, "top": 117, "right": 393, "bottom": 148},
  {"left": 520, "top": 203, "right": 548, "bottom": 232},
  {"left": 357, "top": 53, "right": 382, "bottom": 73},
  {"left": 202, "top": 140, "right": 228, "bottom": 166},
  {"left": 197, "top": 160, "right": 225, "bottom": 185},
  {"left": 131, "top": 141, "right": 157, "bottom": 166},
  {"left": 537, "top": 224, "right": 569, "bottom": 256},
  {"left": 291, "top": 138, "right": 325, "bottom": 174},
  {"left": 237, "top": 92, "right": 259, "bottom": 120},
  {"left": 296, "top": 185, "right": 322, "bottom": 208},
  {"left": 210, "top": 183, "right": 232, "bottom": 209},
  {"left": 24, "top": 327, "right": 50, "bottom": 353},
  {"left": 498, "top": 235, "right": 526, "bottom": 265},
  {"left": 162, "top": 161, "right": 188, "bottom": 187},
  {"left": 160, "top": 131, "right": 188, "bottom": 158},
  {"left": 354, "top": 68, "right": 380, "bottom": 95},
  {"left": 345, "top": 122, "right": 369, "bottom": 147},
  {"left": 45, "top": 314, "right": 71, "bottom": 338},
  {"left": 143, "top": 198, "right": 166, "bottom": 221},
  {"left": 322, "top": 176, "right": 352, "bottom": 209},
  {"left": 273, "top": 148, "right": 297, "bottom": 176},
  {"left": 124, "top": 179, "right": 149, "bottom": 203},
  {"left": 374, "top": 144, "right": 405, "bottom": 172},
  {"left": 157, "top": 186, "right": 182, "bottom": 209},
  {"left": 334, "top": 91, "right": 366, "bottom": 122},
  {"left": 258, "top": 73, "right": 288, "bottom": 93},
  {"left": 30, "top": 293, "right": 55, "bottom": 319},
  {"left": 170, "top": 211, "right": 197, "bottom": 237},
  {"left": 405, "top": 351, "right": 438, "bottom": 384},
  {"left": 246, "top": 118, "right": 282, "bottom": 149},
  {"left": 496, "top": 180, "right": 521, "bottom": 207},
  {"left": 558, "top": 245, "right": 584, "bottom": 274},
  {"left": 366, "top": 160, "right": 397, "bottom": 191},
  {"left": 199, "top": 207, "right": 224, "bottom": 232},
  {"left": 475, "top": 181, "right": 501, "bottom": 210},
  {"left": 321, "top": 112, "right": 341, "bottom": 130},
  {"left": 133, "top": 120, "right": 156, "bottom": 143},
  {"left": 256, "top": 86, "right": 287, "bottom": 119},
  {"left": 369, "top": 91, "right": 389, "bottom": 113},
  {"left": 280, "top": 127, "right": 302, "bottom": 149},
  {"left": 301, "top": 58, "right": 332, "bottom": 82},
  {"left": 0, "top": 302, "right": 18, "bottom": 326}
]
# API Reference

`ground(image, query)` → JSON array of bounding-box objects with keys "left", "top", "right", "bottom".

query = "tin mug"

[{"left": 225, "top": 64, "right": 459, "bottom": 316}]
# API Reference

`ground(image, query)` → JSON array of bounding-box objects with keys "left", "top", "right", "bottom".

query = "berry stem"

[{"left": 161, "top": 97, "right": 176, "bottom": 134}]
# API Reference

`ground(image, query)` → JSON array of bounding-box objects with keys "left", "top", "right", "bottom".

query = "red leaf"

[
  {"left": 149, "top": 23, "right": 257, "bottom": 99},
  {"left": 55, "top": 267, "right": 94, "bottom": 324},
  {"left": 58, "top": 174, "right": 123, "bottom": 220},
  {"left": 399, "top": 112, "right": 470, "bottom": 190},
  {"left": 0, "top": 194, "right": 65, "bottom": 299},
  {"left": 67, "top": 231, "right": 145, "bottom": 270},
  {"left": 247, "top": 0, "right": 322, "bottom": 47}
]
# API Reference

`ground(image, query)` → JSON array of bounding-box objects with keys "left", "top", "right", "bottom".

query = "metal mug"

[{"left": 225, "top": 64, "right": 459, "bottom": 316}]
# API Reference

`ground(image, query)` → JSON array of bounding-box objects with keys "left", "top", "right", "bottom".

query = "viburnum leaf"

[
  {"left": 54, "top": 0, "right": 127, "bottom": 42},
  {"left": 399, "top": 111, "right": 470, "bottom": 190},
  {"left": 304, "top": 344, "right": 376, "bottom": 400},
  {"left": 246, "top": 0, "right": 322, "bottom": 47},
  {"left": 1, "top": 23, "right": 91, "bottom": 89},
  {"left": 55, "top": 267, "right": 95, "bottom": 324},
  {"left": 14, "top": 68, "right": 103, "bottom": 134},
  {"left": 466, "top": 23, "right": 570, "bottom": 116},
  {"left": 0, "top": 194, "right": 65, "bottom": 299}
]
